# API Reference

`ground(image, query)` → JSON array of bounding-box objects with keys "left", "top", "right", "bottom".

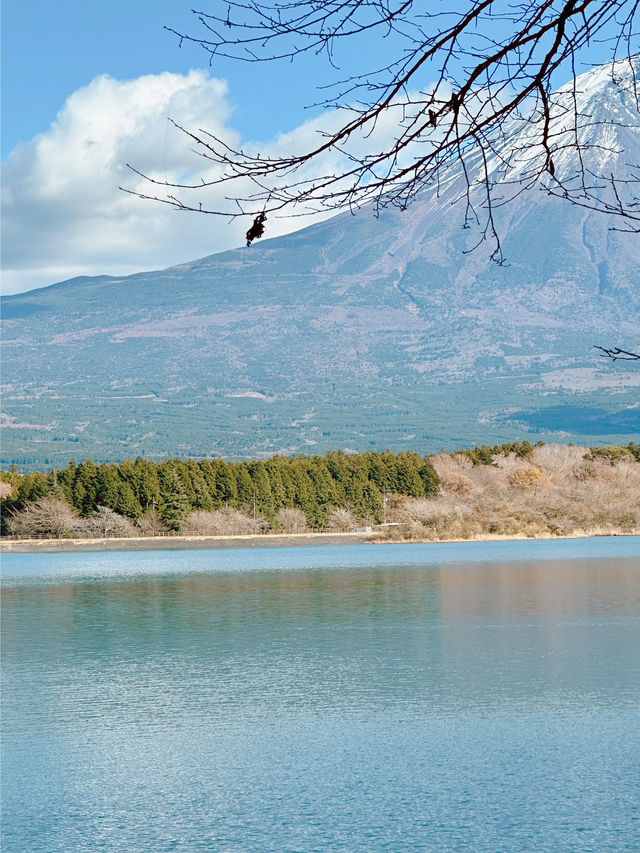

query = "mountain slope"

[{"left": 2, "top": 62, "right": 639, "bottom": 468}]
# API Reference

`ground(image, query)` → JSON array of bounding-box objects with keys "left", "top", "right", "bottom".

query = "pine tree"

[
  {"left": 188, "top": 460, "right": 215, "bottom": 511},
  {"left": 132, "top": 457, "right": 161, "bottom": 511},
  {"left": 72, "top": 459, "right": 99, "bottom": 516},
  {"left": 159, "top": 468, "right": 191, "bottom": 531},
  {"left": 212, "top": 461, "right": 237, "bottom": 507},
  {"left": 234, "top": 464, "right": 254, "bottom": 509},
  {"left": 248, "top": 462, "right": 275, "bottom": 519}
]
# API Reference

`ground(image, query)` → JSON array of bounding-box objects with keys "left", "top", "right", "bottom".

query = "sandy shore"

[
  {"left": 0, "top": 531, "right": 374, "bottom": 553},
  {"left": 1, "top": 528, "right": 635, "bottom": 554}
]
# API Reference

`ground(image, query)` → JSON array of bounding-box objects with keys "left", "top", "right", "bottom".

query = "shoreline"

[
  {"left": 0, "top": 531, "right": 372, "bottom": 553},
  {"left": 1, "top": 528, "right": 636, "bottom": 554}
]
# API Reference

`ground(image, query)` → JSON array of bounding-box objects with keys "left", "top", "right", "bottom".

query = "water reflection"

[
  {"left": 3, "top": 554, "right": 639, "bottom": 730},
  {"left": 2, "top": 543, "right": 639, "bottom": 853}
]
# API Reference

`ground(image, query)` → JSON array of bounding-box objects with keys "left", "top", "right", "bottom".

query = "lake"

[{"left": 2, "top": 538, "right": 639, "bottom": 852}]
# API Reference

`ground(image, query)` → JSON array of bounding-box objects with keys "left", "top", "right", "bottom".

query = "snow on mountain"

[{"left": 2, "top": 61, "right": 639, "bottom": 468}]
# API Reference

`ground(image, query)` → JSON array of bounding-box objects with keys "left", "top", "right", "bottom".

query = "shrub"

[
  {"left": 508, "top": 466, "right": 550, "bottom": 490},
  {"left": 587, "top": 445, "right": 634, "bottom": 465}
]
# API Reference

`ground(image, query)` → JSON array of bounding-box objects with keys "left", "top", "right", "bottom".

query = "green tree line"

[{"left": 1, "top": 450, "right": 439, "bottom": 534}]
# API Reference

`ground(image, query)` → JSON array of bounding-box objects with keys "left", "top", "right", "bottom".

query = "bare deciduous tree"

[
  {"left": 7, "top": 498, "right": 81, "bottom": 538},
  {"left": 182, "top": 508, "right": 265, "bottom": 535},
  {"left": 78, "top": 506, "right": 137, "bottom": 538},
  {"left": 126, "top": 0, "right": 640, "bottom": 261},
  {"left": 379, "top": 445, "right": 640, "bottom": 539},
  {"left": 136, "top": 507, "right": 168, "bottom": 536},
  {"left": 403, "top": 497, "right": 466, "bottom": 536},
  {"left": 275, "top": 507, "right": 310, "bottom": 532},
  {"left": 327, "top": 506, "right": 359, "bottom": 531}
]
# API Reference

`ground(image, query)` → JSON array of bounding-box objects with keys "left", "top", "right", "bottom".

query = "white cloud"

[
  {"left": 2, "top": 71, "right": 249, "bottom": 294},
  {"left": 1, "top": 70, "right": 427, "bottom": 295}
]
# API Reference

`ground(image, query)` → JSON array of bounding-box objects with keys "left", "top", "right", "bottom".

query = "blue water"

[{"left": 2, "top": 538, "right": 640, "bottom": 852}]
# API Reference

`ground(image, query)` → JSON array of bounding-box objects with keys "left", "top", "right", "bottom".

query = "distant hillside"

[{"left": 2, "top": 61, "right": 639, "bottom": 469}]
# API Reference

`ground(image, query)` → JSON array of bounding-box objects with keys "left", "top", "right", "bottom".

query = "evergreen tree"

[
  {"left": 248, "top": 462, "right": 275, "bottom": 519},
  {"left": 356, "top": 479, "right": 384, "bottom": 522},
  {"left": 55, "top": 461, "right": 77, "bottom": 503},
  {"left": 15, "top": 472, "right": 50, "bottom": 506},
  {"left": 394, "top": 453, "right": 425, "bottom": 498},
  {"left": 47, "top": 471, "right": 71, "bottom": 503},
  {"left": 132, "top": 457, "right": 161, "bottom": 511},
  {"left": 118, "top": 459, "right": 138, "bottom": 489},
  {"left": 188, "top": 460, "right": 215, "bottom": 511},
  {"left": 1, "top": 447, "right": 441, "bottom": 532},
  {"left": 170, "top": 460, "right": 197, "bottom": 505},
  {"left": 159, "top": 468, "right": 190, "bottom": 531},
  {"left": 115, "top": 481, "right": 143, "bottom": 518},
  {"left": 234, "top": 464, "right": 254, "bottom": 509},
  {"left": 212, "top": 461, "right": 237, "bottom": 507},
  {"left": 264, "top": 460, "right": 287, "bottom": 511},
  {"left": 72, "top": 459, "right": 99, "bottom": 515},
  {"left": 290, "top": 462, "right": 323, "bottom": 527},
  {"left": 364, "top": 451, "right": 396, "bottom": 495},
  {"left": 277, "top": 462, "right": 299, "bottom": 507},
  {"left": 199, "top": 460, "right": 220, "bottom": 504},
  {"left": 306, "top": 458, "right": 341, "bottom": 519},
  {"left": 417, "top": 459, "right": 439, "bottom": 497},
  {"left": 95, "top": 464, "right": 122, "bottom": 510}
]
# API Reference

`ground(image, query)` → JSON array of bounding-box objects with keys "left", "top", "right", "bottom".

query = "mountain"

[{"left": 2, "top": 62, "right": 639, "bottom": 469}]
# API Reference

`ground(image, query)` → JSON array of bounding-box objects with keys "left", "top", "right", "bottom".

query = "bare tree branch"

[
  {"left": 594, "top": 345, "right": 640, "bottom": 360},
  {"left": 124, "top": 1, "right": 640, "bottom": 258}
]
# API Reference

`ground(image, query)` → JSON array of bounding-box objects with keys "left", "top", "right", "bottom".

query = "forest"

[
  {"left": 0, "top": 448, "right": 439, "bottom": 536},
  {"left": 2, "top": 442, "right": 639, "bottom": 541}
]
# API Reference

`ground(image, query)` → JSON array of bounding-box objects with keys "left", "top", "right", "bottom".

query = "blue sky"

[
  {"left": 1, "top": 0, "right": 621, "bottom": 295},
  {"left": 1, "top": 0, "right": 330, "bottom": 155},
  {"left": 2, "top": 0, "right": 378, "bottom": 294}
]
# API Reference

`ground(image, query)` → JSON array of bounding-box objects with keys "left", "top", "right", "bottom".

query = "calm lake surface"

[{"left": 2, "top": 538, "right": 639, "bottom": 852}]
